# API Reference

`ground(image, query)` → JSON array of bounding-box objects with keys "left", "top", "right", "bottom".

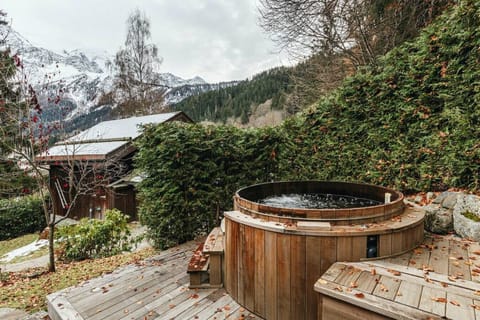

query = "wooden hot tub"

[{"left": 224, "top": 181, "right": 424, "bottom": 320}]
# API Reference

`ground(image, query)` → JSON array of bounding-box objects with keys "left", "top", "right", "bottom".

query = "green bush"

[
  {"left": 135, "top": 123, "right": 287, "bottom": 248},
  {"left": 0, "top": 195, "right": 46, "bottom": 241},
  {"left": 57, "top": 209, "right": 132, "bottom": 261}
]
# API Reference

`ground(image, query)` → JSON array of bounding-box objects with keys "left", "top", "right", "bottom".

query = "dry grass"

[
  {"left": 0, "top": 248, "right": 156, "bottom": 312},
  {"left": 0, "top": 234, "right": 39, "bottom": 257}
]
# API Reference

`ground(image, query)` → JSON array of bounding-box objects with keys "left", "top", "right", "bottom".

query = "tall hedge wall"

[
  {"left": 135, "top": 123, "right": 287, "bottom": 248},
  {"left": 279, "top": 0, "right": 480, "bottom": 192},
  {"left": 136, "top": 0, "right": 480, "bottom": 247}
]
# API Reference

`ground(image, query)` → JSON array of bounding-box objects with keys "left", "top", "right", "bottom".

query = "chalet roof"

[{"left": 39, "top": 111, "right": 190, "bottom": 161}]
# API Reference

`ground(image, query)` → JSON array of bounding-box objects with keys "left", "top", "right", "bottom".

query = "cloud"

[{"left": 2, "top": 0, "right": 289, "bottom": 82}]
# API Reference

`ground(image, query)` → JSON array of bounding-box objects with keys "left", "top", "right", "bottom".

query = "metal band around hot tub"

[{"left": 234, "top": 203, "right": 404, "bottom": 222}]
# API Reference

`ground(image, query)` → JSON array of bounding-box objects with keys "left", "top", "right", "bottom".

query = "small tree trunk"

[{"left": 48, "top": 222, "right": 56, "bottom": 272}]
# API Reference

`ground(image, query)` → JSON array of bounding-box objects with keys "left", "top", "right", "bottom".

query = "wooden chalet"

[{"left": 37, "top": 111, "right": 192, "bottom": 220}]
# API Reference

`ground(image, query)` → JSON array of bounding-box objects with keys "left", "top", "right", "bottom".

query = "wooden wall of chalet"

[{"left": 108, "top": 186, "right": 137, "bottom": 221}]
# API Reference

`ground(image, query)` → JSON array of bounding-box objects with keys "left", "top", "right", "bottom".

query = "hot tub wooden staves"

[{"left": 224, "top": 208, "right": 424, "bottom": 320}]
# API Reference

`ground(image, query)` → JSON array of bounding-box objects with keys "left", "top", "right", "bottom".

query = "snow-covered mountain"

[{"left": 0, "top": 25, "right": 228, "bottom": 131}]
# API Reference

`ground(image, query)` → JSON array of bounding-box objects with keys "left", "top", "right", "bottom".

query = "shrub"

[
  {"left": 0, "top": 195, "right": 46, "bottom": 241},
  {"left": 57, "top": 209, "right": 132, "bottom": 261}
]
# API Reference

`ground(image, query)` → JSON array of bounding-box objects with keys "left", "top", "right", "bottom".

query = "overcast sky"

[{"left": 2, "top": 0, "right": 291, "bottom": 83}]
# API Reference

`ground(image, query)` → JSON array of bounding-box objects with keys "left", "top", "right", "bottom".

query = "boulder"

[
  {"left": 423, "top": 191, "right": 460, "bottom": 234},
  {"left": 453, "top": 194, "right": 480, "bottom": 241}
]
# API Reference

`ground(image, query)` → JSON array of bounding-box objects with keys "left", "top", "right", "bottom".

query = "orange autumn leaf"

[
  {"left": 450, "top": 300, "right": 461, "bottom": 306},
  {"left": 387, "top": 269, "right": 401, "bottom": 276},
  {"left": 371, "top": 268, "right": 377, "bottom": 276},
  {"left": 354, "top": 292, "right": 365, "bottom": 298},
  {"left": 432, "top": 297, "right": 447, "bottom": 303}
]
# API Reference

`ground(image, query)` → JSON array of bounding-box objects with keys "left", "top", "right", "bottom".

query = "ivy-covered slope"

[
  {"left": 281, "top": 0, "right": 480, "bottom": 192},
  {"left": 135, "top": 1, "right": 480, "bottom": 247}
]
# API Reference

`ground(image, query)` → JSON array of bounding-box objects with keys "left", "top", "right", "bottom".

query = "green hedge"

[
  {"left": 279, "top": 0, "right": 480, "bottom": 192},
  {"left": 135, "top": 123, "right": 287, "bottom": 248},
  {"left": 0, "top": 195, "right": 46, "bottom": 241}
]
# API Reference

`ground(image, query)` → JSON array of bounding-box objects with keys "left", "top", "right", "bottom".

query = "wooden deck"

[
  {"left": 47, "top": 240, "right": 261, "bottom": 320},
  {"left": 316, "top": 234, "right": 480, "bottom": 320},
  {"left": 48, "top": 234, "right": 480, "bottom": 320}
]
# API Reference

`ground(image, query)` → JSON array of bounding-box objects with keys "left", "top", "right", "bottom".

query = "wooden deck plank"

[
  {"left": 89, "top": 275, "right": 190, "bottom": 320},
  {"left": 78, "top": 263, "right": 186, "bottom": 316},
  {"left": 82, "top": 271, "right": 189, "bottom": 319},
  {"left": 167, "top": 290, "right": 225, "bottom": 319},
  {"left": 187, "top": 293, "right": 236, "bottom": 320},
  {"left": 449, "top": 239, "right": 472, "bottom": 281},
  {"left": 429, "top": 236, "right": 450, "bottom": 275},
  {"left": 335, "top": 265, "right": 362, "bottom": 288},
  {"left": 419, "top": 286, "right": 446, "bottom": 317},
  {"left": 446, "top": 292, "right": 475, "bottom": 320},
  {"left": 119, "top": 281, "right": 188, "bottom": 319},
  {"left": 474, "top": 299, "right": 480, "bottom": 319},
  {"left": 386, "top": 250, "right": 411, "bottom": 266},
  {"left": 394, "top": 281, "right": 422, "bottom": 308},
  {"left": 321, "top": 263, "right": 345, "bottom": 282},
  {"left": 468, "top": 241, "right": 480, "bottom": 282},
  {"left": 408, "top": 237, "right": 432, "bottom": 270},
  {"left": 372, "top": 275, "right": 401, "bottom": 300},
  {"left": 356, "top": 271, "right": 381, "bottom": 294},
  {"left": 154, "top": 288, "right": 216, "bottom": 320}
]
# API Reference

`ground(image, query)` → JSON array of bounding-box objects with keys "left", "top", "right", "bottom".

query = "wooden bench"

[
  {"left": 187, "top": 227, "right": 225, "bottom": 288},
  {"left": 315, "top": 262, "right": 480, "bottom": 320}
]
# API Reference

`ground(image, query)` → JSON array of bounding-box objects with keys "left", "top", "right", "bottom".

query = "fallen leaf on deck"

[
  {"left": 317, "top": 279, "right": 328, "bottom": 284},
  {"left": 334, "top": 286, "right": 343, "bottom": 292},
  {"left": 168, "top": 304, "right": 175, "bottom": 309},
  {"left": 191, "top": 293, "right": 199, "bottom": 299},
  {"left": 472, "top": 251, "right": 480, "bottom": 255},
  {"left": 450, "top": 300, "right": 461, "bottom": 306},
  {"left": 440, "top": 282, "right": 448, "bottom": 288},
  {"left": 432, "top": 297, "right": 447, "bottom": 303},
  {"left": 422, "top": 265, "right": 434, "bottom": 272},
  {"left": 448, "top": 276, "right": 457, "bottom": 282},
  {"left": 354, "top": 293, "right": 365, "bottom": 298},
  {"left": 371, "top": 268, "right": 376, "bottom": 276},
  {"left": 471, "top": 304, "right": 480, "bottom": 310},
  {"left": 350, "top": 281, "right": 358, "bottom": 288},
  {"left": 387, "top": 269, "right": 401, "bottom": 276}
]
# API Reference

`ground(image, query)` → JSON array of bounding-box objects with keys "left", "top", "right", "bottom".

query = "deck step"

[{"left": 187, "top": 227, "right": 225, "bottom": 288}]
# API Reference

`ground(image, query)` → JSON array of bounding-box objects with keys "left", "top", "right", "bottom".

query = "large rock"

[
  {"left": 423, "top": 191, "right": 460, "bottom": 234},
  {"left": 453, "top": 194, "right": 480, "bottom": 241}
]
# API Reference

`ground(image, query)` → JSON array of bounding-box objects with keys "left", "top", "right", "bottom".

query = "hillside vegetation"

[
  {"left": 136, "top": 0, "right": 480, "bottom": 247},
  {"left": 172, "top": 67, "right": 291, "bottom": 124}
]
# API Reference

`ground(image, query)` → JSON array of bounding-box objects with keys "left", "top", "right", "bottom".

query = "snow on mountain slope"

[{"left": 0, "top": 25, "right": 218, "bottom": 130}]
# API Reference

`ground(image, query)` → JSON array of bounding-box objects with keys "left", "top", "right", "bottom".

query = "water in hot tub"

[{"left": 258, "top": 193, "right": 381, "bottom": 209}]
